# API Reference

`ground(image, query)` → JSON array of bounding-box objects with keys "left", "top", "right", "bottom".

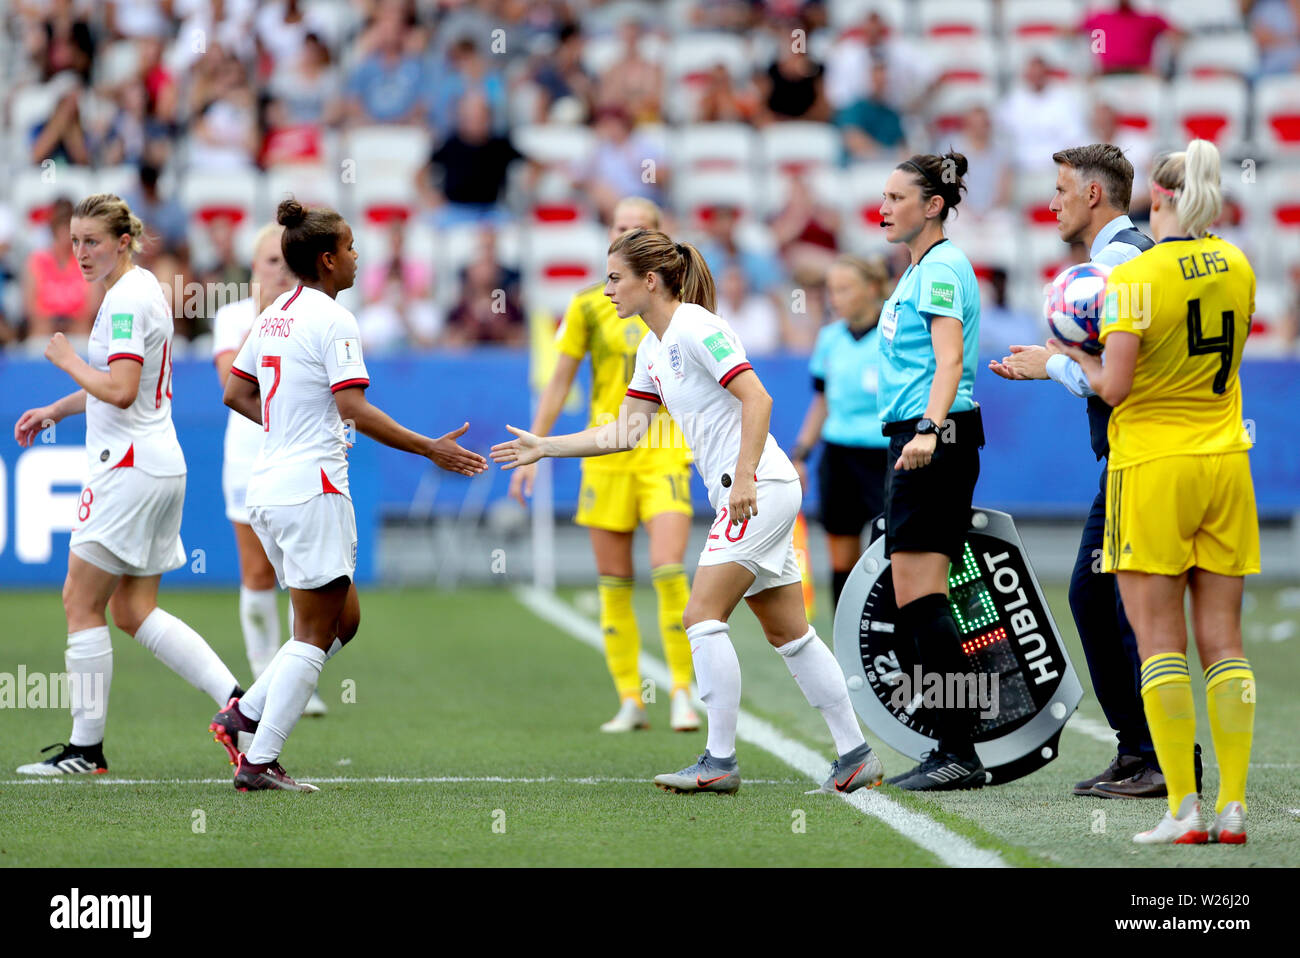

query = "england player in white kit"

[
  {"left": 211, "top": 199, "right": 486, "bottom": 791},
  {"left": 492, "top": 228, "right": 883, "bottom": 795},
  {"left": 13, "top": 194, "right": 242, "bottom": 775},
  {"left": 212, "top": 223, "right": 328, "bottom": 716}
]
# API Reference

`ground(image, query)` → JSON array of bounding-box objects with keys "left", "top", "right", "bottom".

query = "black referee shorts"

[
  {"left": 882, "top": 406, "right": 984, "bottom": 561},
  {"left": 816, "top": 442, "right": 888, "bottom": 537}
]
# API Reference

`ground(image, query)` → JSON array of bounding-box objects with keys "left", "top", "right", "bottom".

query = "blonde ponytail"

[{"left": 1151, "top": 139, "right": 1223, "bottom": 238}]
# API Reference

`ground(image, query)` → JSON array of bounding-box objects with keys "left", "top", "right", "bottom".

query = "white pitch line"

[
  {"left": 1064, "top": 713, "right": 1121, "bottom": 745},
  {"left": 514, "top": 585, "right": 1006, "bottom": 869},
  {"left": 1, "top": 775, "right": 798, "bottom": 787}
]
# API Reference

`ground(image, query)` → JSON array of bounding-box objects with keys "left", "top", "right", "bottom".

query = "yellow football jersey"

[
  {"left": 555, "top": 283, "right": 692, "bottom": 473},
  {"left": 1099, "top": 235, "right": 1255, "bottom": 470}
]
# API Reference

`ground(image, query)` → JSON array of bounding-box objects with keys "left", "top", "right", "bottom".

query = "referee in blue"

[
  {"left": 790, "top": 254, "right": 892, "bottom": 611},
  {"left": 989, "top": 143, "right": 1202, "bottom": 799},
  {"left": 875, "top": 152, "right": 988, "bottom": 791}
]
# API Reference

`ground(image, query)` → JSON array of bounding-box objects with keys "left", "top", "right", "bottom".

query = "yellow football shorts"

[
  {"left": 1104, "top": 452, "right": 1260, "bottom": 577},
  {"left": 575, "top": 466, "right": 694, "bottom": 532}
]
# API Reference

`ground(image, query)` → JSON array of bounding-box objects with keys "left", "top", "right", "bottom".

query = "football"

[{"left": 1044, "top": 262, "right": 1111, "bottom": 354}]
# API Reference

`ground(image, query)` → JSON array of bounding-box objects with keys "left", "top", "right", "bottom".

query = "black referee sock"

[
  {"left": 831, "top": 570, "right": 852, "bottom": 611},
  {"left": 899, "top": 593, "right": 978, "bottom": 760}
]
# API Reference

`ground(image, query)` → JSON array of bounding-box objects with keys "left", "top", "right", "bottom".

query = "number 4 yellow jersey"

[
  {"left": 1099, "top": 234, "right": 1255, "bottom": 470},
  {"left": 555, "top": 283, "right": 692, "bottom": 473}
]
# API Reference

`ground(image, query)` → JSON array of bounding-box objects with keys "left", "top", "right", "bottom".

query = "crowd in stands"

[{"left": 2, "top": 0, "right": 1299, "bottom": 357}]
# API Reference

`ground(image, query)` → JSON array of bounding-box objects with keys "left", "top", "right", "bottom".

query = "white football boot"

[
  {"left": 1133, "top": 793, "right": 1209, "bottom": 844},
  {"left": 303, "top": 691, "right": 328, "bottom": 716},
  {"left": 1208, "top": 801, "right": 1247, "bottom": 844},
  {"left": 600, "top": 698, "right": 649, "bottom": 732},
  {"left": 669, "top": 689, "right": 700, "bottom": 732}
]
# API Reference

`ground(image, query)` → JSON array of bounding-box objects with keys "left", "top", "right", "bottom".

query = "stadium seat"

[
  {"left": 673, "top": 123, "right": 759, "bottom": 174},
  {"left": 917, "top": 0, "right": 994, "bottom": 37},
  {"left": 926, "top": 79, "right": 996, "bottom": 135},
  {"left": 8, "top": 78, "right": 77, "bottom": 166},
  {"left": 1001, "top": 0, "right": 1082, "bottom": 38},
  {"left": 1170, "top": 77, "right": 1247, "bottom": 150},
  {"left": 1256, "top": 165, "right": 1300, "bottom": 275},
  {"left": 924, "top": 36, "right": 998, "bottom": 86},
  {"left": 1152, "top": 0, "right": 1244, "bottom": 32},
  {"left": 8, "top": 165, "right": 94, "bottom": 244},
  {"left": 1175, "top": 33, "right": 1260, "bottom": 79},
  {"left": 758, "top": 122, "right": 841, "bottom": 175},
  {"left": 960, "top": 229, "right": 1019, "bottom": 281},
  {"left": 1254, "top": 75, "right": 1300, "bottom": 158},
  {"left": 344, "top": 125, "right": 433, "bottom": 191},
  {"left": 519, "top": 222, "right": 607, "bottom": 315},
  {"left": 514, "top": 123, "right": 596, "bottom": 169},
  {"left": 839, "top": 161, "right": 898, "bottom": 258},
  {"left": 1091, "top": 74, "right": 1169, "bottom": 141},
  {"left": 828, "top": 0, "right": 908, "bottom": 33},
  {"left": 672, "top": 170, "right": 763, "bottom": 227},
  {"left": 1004, "top": 36, "right": 1091, "bottom": 84},
  {"left": 662, "top": 32, "right": 752, "bottom": 124},
  {"left": 757, "top": 166, "right": 844, "bottom": 219},
  {"left": 262, "top": 164, "right": 340, "bottom": 222},
  {"left": 178, "top": 168, "right": 261, "bottom": 267},
  {"left": 1016, "top": 169, "right": 1063, "bottom": 229},
  {"left": 1024, "top": 229, "right": 1074, "bottom": 285},
  {"left": 95, "top": 164, "right": 142, "bottom": 202}
]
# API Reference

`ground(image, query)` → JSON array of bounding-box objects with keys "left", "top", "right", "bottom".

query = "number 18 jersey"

[
  {"left": 231, "top": 284, "right": 370, "bottom": 506},
  {"left": 1099, "top": 234, "right": 1254, "bottom": 469}
]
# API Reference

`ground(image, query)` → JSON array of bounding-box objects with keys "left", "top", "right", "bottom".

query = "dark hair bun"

[
  {"left": 277, "top": 198, "right": 307, "bottom": 229},
  {"left": 943, "top": 151, "right": 969, "bottom": 180}
]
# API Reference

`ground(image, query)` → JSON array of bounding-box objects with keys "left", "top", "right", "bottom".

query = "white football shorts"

[
  {"left": 69, "top": 468, "right": 187, "bottom": 577},
  {"left": 697, "top": 477, "right": 802, "bottom": 597},
  {"left": 248, "top": 492, "right": 357, "bottom": 590}
]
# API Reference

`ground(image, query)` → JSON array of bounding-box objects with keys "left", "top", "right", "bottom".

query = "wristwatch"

[{"left": 915, "top": 418, "right": 939, "bottom": 436}]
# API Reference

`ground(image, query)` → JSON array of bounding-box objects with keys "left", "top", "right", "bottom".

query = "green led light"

[
  {"left": 947, "top": 542, "right": 982, "bottom": 588},
  {"left": 949, "top": 581, "right": 1000, "bottom": 635}
]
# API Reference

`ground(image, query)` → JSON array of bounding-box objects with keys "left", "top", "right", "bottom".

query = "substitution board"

[{"left": 834, "top": 508, "right": 1083, "bottom": 784}]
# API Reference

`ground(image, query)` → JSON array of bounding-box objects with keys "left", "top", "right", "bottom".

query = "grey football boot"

[
  {"left": 806, "top": 741, "right": 884, "bottom": 794},
  {"left": 654, "top": 751, "right": 740, "bottom": 795}
]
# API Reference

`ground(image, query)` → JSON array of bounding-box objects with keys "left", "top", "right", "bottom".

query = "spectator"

[
  {"left": 695, "top": 62, "right": 761, "bottom": 124},
  {"left": 358, "top": 259, "right": 444, "bottom": 355},
  {"left": 942, "top": 105, "right": 1013, "bottom": 219},
  {"left": 977, "top": 269, "right": 1042, "bottom": 355},
  {"left": 770, "top": 172, "right": 840, "bottom": 279},
  {"left": 125, "top": 164, "right": 189, "bottom": 260},
  {"left": 255, "top": 0, "right": 333, "bottom": 73},
  {"left": 195, "top": 216, "right": 250, "bottom": 338},
  {"left": 259, "top": 96, "right": 326, "bottom": 166},
  {"left": 596, "top": 19, "right": 664, "bottom": 124},
  {"left": 29, "top": 82, "right": 92, "bottom": 166},
  {"left": 996, "top": 55, "right": 1088, "bottom": 172},
  {"left": 138, "top": 33, "right": 180, "bottom": 132},
  {"left": 836, "top": 56, "right": 906, "bottom": 160},
  {"left": 345, "top": 1, "right": 426, "bottom": 125},
  {"left": 1078, "top": 0, "right": 1176, "bottom": 75},
  {"left": 426, "top": 36, "right": 509, "bottom": 139},
  {"left": 1088, "top": 101, "right": 1154, "bottom": 218},
  {"left": 695, "top": 203, "right": 786, "bottom": 296},
  {"left": 1249, "top": 0, "right": 1300, "bottom": 77},
  {"left": 269, "top": 32, "right": 344, "bottom": 127},
  {"left": 94, "top": 79, "right": 150, "bottom": 168},
  {"left": 756, "top": 31, "right": 830, "bottom": 124},
  {"left": 569, "top": 105, "right": 665, "bottom": 223},
  {"left": 360, "top": 221, "right": 433, "bottom": 303},
  {"left": 187, "top": 47, "right": 259, "bottom": 170},
  {"left": 716, "top": 264, "right": 782, "bottom": 355},
  {"left": 825, "top": 10, "right": 929, "bottom": 115},
  {"left": 441, "top": 230, "right": 526, "bottom": 347},
  {"left": 35, "top": 2, "right": 96, "bottom": 83},
  {"left": 23, "top": 198, "right": 97, "bottom": 345},
  {"left": 418, "top": 93, "right": 528, "bottom": 228},
  {"left": 524, "top": 21, "right": 595, "bottom": 123}
]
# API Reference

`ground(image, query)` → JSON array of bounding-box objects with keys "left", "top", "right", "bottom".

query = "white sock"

[
  {"left": 240, "top": 637, "right": 343, "bottom": 721},
  {"left": 133, "top": 608, "right": 239, "bottom": 705},
  {"left": 245, "top": 641, "right": 326, "bottom": 764},
  {"left": 239, "top": 586, "right": 281, "bottom": 678},
  {"left": 687, "top": 620, "right": 741, "bottom": 759},
  {"left": 777, "top": 626, "right": 865, "bottom": 756},
  {"left": 66, "top": 626, "right": 113, "bottom": 746}
]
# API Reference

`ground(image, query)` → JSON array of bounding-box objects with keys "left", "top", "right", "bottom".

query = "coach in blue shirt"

[
  {"left": 791, "top": 255, "right": 892, "bottom": 610},
  {"left": 875, "top": 152, "right": 988, "bottom": 792},
  {"left": 989, "top": 143, "right": 1203, "bottom": 801}
]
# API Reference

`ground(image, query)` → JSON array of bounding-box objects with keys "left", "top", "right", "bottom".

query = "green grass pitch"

[{"left": 1, "top": 583, "right": 1296, "bottom": 867}]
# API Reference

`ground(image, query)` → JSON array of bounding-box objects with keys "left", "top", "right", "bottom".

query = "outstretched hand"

[
  {"left": 429, "top": 422, "right": 488, "bottom": 476},
  {"left": 987, "top": 344, "right": 1050, "bottom": 381},
  {"left": 14, "top": 405, "right": 55, "bottom": 447},
  {"left": 490, "top": 425, "right": 545, "bottom": 471}
]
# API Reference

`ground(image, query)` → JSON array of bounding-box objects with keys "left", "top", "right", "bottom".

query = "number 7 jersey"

[
  {"left": 1099, "top": 234, "right": 1255, "bottom": 469},
  {"left": 231, "top": 284, "right": 370, "bottom": 506}
]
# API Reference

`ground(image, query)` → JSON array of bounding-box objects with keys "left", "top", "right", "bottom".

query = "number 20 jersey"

[
  {"left": 231, "top": 284, "right": 370, "bottom": 506},
  {"left": 1099, "top": 234, "right": 1255, "bottom": 469}
]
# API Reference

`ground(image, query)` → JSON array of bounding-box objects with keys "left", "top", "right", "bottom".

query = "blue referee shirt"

[
  {"left": 809, "top": 321, "right": 890, "bottom": 448},
  {"left": 876, "top": 239, "right": 981, "bottom": 425}
]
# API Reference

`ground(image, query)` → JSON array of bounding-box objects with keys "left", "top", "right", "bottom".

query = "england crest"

[{"left": 668, "top": 343, "right": 683, "bottom": 372}]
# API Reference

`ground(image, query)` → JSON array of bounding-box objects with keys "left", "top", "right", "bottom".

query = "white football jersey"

[
  {"left": 626, "top": 302, "right": 796, "bottom": 508},
  {"left": 212, "top": 297, "right": 264, "bottom": 466},
  {"left": 231, "top": 284, "right": 370, "bottom": 506},
  {"left": 85, "top": 266, "right": 186, "bottom": 478}
]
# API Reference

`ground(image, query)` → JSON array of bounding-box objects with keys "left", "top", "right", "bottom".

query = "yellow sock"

[
  {"left": 1139, "top": 653, "right": 1198, "bottom": 816},
  {"left": 598, "top": 576, "right": 641, "bottom": 700},
  {"left": 1204, "top": 657, "right": 1254, "bottom": 814},
  {"left": 652, "top": 563, "right": 693, "bottom": 692}
]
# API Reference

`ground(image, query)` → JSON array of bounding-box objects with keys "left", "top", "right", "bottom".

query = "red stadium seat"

[
  {"left": 917, "top": 0, "right": 993, "bottom": 37},
  {"left": 1170, "top": 77, "right": 1246, "bottom": 149},
  {"left": 1255, "top": 75, "right": 1300, "bottom": 158},
  {"left": 1002, "top": 0, "right": 1082, "bottom": 38},
  {"left": 1092, "top": 75, "right": 1168, "bottom": 138}
]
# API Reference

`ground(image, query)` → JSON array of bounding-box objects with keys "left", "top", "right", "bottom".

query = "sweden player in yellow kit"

[
  {"left": 509, "top": 198, "right": 698, "bottom": 732},
  {"left": 1054, "top": 140, "right": 1258, "bottom": 845}
]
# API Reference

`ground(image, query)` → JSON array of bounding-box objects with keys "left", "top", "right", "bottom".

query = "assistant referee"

[{"left": 876, "top": 152, "right": 987, "bottom": 792}]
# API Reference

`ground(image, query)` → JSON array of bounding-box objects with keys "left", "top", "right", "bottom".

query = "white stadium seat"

[
  {"left": 1255, "top": 74, "right": 1300, "bottom": 158},
  {"left": 917, "top": 0, "right": 994, "bottom": 37},
  {"left": 1002, "top": 0, "right": 1082, "bottom": 39},
  {"left": 672, "top": 170, "right": 763, "bottom": 227},
  {"left": 673, "top": 123, "right": 759, "bottom": 174},
  {"left": 1091, "top": 74, "right": 1170, "bottom": 142},
  {"left": 262, "top": 164, "right": 341, "bottom": 221},
  {"left": 828, "top": 0, "right": 908, "bottom": 33},
  {"left": 513, "top": 123, "right": 596, "bottom": 169},
  {"left": 925, "top": 36, "right": 998, "bottom": 86},
  {"left": 1169, "top": 76, "right": 1247, "bottom": 151},
  {"left": 1152, "top": 0, "right": 1244, "bottom": 32},
  {"left": 1176, "top": 33, "right": 1260, "bottom": 79},
  {"left": 8, "top": 165, "right": 94, "bottom": 250},
  {"left": 178, "top": 168, "right": 261, "bottom": 267},
  {"left": 520, "top": 222, "right": 607, "bottom": 315},
  {"left": 758, "top": 122, "right": 841, "bottom": 175}
]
